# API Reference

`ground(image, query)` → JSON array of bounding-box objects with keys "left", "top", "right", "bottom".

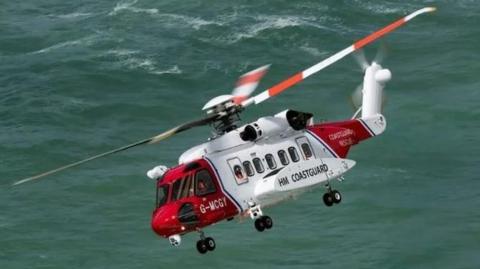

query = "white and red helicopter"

[{"left": 14, "top": 7, "right": 435, "bottom": 254}]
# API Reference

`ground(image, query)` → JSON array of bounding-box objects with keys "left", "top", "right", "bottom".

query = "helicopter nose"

[{"left": 151, "top": 207, "right": 182, "bottom": 237}]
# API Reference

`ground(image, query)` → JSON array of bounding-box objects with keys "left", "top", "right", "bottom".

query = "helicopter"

[{"left": 14, "top": 7, "right": 435, "bottom": 254}]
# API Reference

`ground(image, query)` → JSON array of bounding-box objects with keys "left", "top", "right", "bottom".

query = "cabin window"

[
  {"left": 252, "top": 157, "right": 265, "bottom": 173},
  {"left": 296, "top": 136, "right": 315, "bottom": 160},
  {"left": 243, "top": 161, "right": 255, "bottom": 177},
  {"left": 301, "top": 143, "right": 313, "bottom": 159},
  {"left": 234, "top": 165, "right": 245, "bottom": 179},
  {"left": 265, "top": 154, "right": 277, "bottom": 169},
  {"left": 156, "top": 185, "right": 169, "bottom": 208},
  {"left": 171, "top": 175, "right": 194, "bottom": 201},
  {"left": 195, "top": 169, "right": 216, "bottom": 196},
  {"left": 288, "top": 147, "right": 300, "bottom": 162},
  {"left": 278, "top": 150, "right": 289, "bottom": 166},
  {"left": 228, "top": 158, "right": 248, "bottom": 185}
]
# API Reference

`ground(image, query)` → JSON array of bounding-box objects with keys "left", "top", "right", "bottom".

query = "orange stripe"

[
  {"left": 354, "top": 18, "right": 405, "bottom": 50},
  {"left": 268, "top": 72, "right": 303, "bottom": 97}
]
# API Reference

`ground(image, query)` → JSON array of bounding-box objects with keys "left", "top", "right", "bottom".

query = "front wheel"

[
  {"left": 205, "top": 237, "right": 216, "bottom": 251},
  {"left": 196, "top": 240, "right": 208, "bottom": 254},
  {"left": 254, "top": 218, "right": 266, "bottom": 232}
]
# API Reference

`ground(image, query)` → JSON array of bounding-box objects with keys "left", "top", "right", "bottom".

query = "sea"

[{"left": 1, "top": 0, "right": 479, "bottom": 268}]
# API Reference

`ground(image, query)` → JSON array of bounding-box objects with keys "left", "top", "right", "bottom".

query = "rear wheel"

[
  {"left": 332, "top": 190, "right": 342, "bottom": 204},
  {"left": 323, "top": 192, "right": 334, "bottom": 207},
  {"left": 263, "top": 216, "right": 273, "bottom": 229}
]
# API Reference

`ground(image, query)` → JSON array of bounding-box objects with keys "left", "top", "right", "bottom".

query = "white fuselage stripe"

[{"left": 203, "top": 157, "right": 243, "bottom": 212}]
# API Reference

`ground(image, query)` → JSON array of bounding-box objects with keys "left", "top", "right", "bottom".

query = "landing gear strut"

[
  {"left": 323, "top": 182, "right": 342, "bottom": 207},
  {"left": 196, "top": 230, "right": 216, "bottom": 254}
]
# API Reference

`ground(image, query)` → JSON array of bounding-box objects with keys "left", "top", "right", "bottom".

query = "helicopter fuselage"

[{"left": 150, "top": 111, "right": 386, "bottom": 239}]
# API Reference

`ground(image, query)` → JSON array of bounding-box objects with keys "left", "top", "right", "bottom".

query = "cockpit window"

[
  {"left": 171, "top": 180, "right": 182, "bottom": 201},
  {"left": 156, "top": 185, "right": 169, "bottom": 208},
  {"left": 171, "top": 175, "right": 194, "bottom": 201},
  {"left": 195, "top": 169, "right": 216, "bottom": 196}
]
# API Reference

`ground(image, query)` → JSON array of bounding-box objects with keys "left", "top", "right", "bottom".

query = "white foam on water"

[
  {"left": 124, "top": 57, "right": 155, "bottom": 70},
  {"left": 55, "top": 12, "right": 93, "bottom": 19},
  {"left": 114, "top": 53, "right": 182, "bottom": 75},
  {"left": 151, "top": 65, "right": 182, "bottom": 75},
  {"left": 221, "top": 15, "right": 333, "bottom": 44},
  {"left": 109, "top": 0, "right": 158, "bottom": 16},
  {"left": 299, "top": 44, "right": 328, "bottom": 57},
  {"left": 156, "top": 13, "right": 222, "bottom": 30},
  {"left": 353, "top": 0, "right": 412, "bottom": 15}
]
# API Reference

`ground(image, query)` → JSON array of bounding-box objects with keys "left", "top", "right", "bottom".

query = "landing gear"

[
  {"left": 248, "top": 203, "right": 273, "bottom": 232},
  {"left": 254, "top": 216, "right": 273, "bottom": 232},
  {"left": 323, "top": 182, "right": 342, "bottom": 207},
  {"left": 205, "top": 237, "right": 216, "bottom": 251},
  {"left": 196, "top": 231, "right": 216, "bottom": 254},
  {"left": 332, "top": 190, "right": 342, "bottom": 204},
  {"left": 196, "top": 240, "right": 208, "bottom": 254},
  {"left": 323, "top": 192, "right": 334, "bottom": 207}
]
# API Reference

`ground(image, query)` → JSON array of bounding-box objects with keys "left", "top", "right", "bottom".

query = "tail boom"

[{"left": 307, "top": 114, "right": 386, "bottom": 158}]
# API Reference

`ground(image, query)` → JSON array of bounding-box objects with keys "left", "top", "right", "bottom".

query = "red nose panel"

[
  {"left": 151, "top": 205, "right": 182, "bottom": 237},
  {"left": 151, "top": 159, "right": 239, "bottom": 237}
]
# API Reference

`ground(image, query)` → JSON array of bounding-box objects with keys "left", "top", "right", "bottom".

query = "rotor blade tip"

[{"left": 425, "top": 7, "right": 437, "bottom": 12}]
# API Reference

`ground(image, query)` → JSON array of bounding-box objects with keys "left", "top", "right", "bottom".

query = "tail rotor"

[{"left": 350, "top": 46, "right": 390, "bottom": 118}]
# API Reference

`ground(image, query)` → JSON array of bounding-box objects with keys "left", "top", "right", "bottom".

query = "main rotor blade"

[
  {"left": 12, "top": 113, "right": 220, "bottom": 186},
  {"left": 232, "top": 64, "right": 270, "bottom": 105},
  {"left": 241, "top": 7, "right": 436, "bottom": 107}
]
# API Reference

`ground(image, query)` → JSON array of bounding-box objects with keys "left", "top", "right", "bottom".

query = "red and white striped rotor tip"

[{"left": 232, "top": 64, "right": 270, "bottom": 104}]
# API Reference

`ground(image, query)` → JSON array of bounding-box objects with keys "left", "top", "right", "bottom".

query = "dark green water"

[{"left": 1, "top": 0, "right": 479, "bottom": 268}]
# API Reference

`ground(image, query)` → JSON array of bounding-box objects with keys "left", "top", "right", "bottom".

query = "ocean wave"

[
  {"left": 353, "top": 1, "right": 413, "bottom": 15},
  {"left": 219, "top": 15, "right": 332, "bottom": 44},
  {"left": 54, "top": 12, "right": 94, "bottom": 19},
  {"left": 151, "top": 65, "right": 182, "bottom": 75},
  {"left": 29, "top": 34, "right": 99, "bottom": 55},
  {"left": 109, "top": 0, "right": 158, "bottom": 16},
  {"left": 110, "top": 52, "right": 182, "bottom": 75},
  {"left": 299, "top": 44, "right": 328, "bottom": 57},
  {"left": 109, "top": 0, "right": 223, "bottom": 29},
  {"left": 155, "top": 13, "right": 222, "bottom": 30},
  {"left": 106, "top": 49, "right": 140, "bottom": 57}
]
